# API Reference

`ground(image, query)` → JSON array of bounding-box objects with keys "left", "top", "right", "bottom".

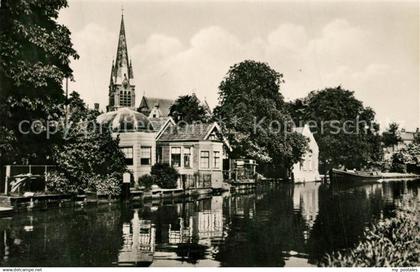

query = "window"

[
  {"left": 200, "top": 151, "right": 210, "bottom": 169},
  {"left": 171, "top": 147, "right": 181, "bottom": 167},
  {"left": 140, "top": 146, "right": 151, "bottom": 165},
  {"left": 156, "top": 146, "right": 163, "bottom": 163},
  {"left": 183, "top": 147, "right": 192, "bottom": 168},
  {"left": 120, "top": 147, "right": 133, "bottom": 165},
  {"left": 213, "top": 151, "right": 221, "bottom": 169}
]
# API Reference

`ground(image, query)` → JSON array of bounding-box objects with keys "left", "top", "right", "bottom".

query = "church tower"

[{"left": 107, "top": 13, "right": 135, "bottom": 112}]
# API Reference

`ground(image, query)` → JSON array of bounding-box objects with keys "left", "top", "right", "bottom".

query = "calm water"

[{"left": 0, "top": 181, "right": 418, "bottom": 267}]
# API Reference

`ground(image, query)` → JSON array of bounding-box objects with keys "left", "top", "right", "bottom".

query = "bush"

[
  {"left": 138, "top": 174, "right": 156, "bottom": 190},
  {"left": 151, "top": 163, "right": 179, "bottom": 189},
  {"left": 45, "top": 171, "right": 76, "bottom": 194},
  {"left": 322, "top": 201, "right": 419, "bottom": 267},
  {"left": 89, "top": 174, "right": 122, "bottom": 196}
]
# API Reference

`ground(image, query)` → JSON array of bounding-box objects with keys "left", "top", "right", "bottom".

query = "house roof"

[
  {"left": 158, "top": 123, "right": 215, "bottom": 142},
  {"left": 401, "top": 131, "right": 416, "bottom": 142},
  {"left": 139, "top": 96, "right": 175, "bottom": 116},
  {"left": 97, "top": 107, "right": 153, "bottom": 132},
  {"left": 158, "top": 122, "right": 232, "bottom": 151}
]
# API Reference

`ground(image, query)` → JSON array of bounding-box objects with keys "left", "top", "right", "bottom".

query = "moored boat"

[{"left": 330, "top": 169, "right": 383, "bottom": 183}]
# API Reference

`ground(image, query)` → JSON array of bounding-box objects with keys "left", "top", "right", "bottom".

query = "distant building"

[
  {"left": 138, "top": 96, "right": 175, "bottom": 118},
  {"left": 107, "top": 14, "right": 136, "bottom": 112},
  {"left": 292, "top": 124, "right": 321, "bottom": 182},
  {"left": 398, "top": 128, "right": 419, "bottom": 148},
  {"left": 384, "top": 128, "right": 419, "bottom": 161}
]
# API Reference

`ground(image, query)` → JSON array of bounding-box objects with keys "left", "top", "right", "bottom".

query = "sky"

[{"left": 58, "top": 0, "right": 419, "bottom": 131}]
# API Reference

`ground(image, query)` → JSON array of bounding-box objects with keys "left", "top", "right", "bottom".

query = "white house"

[{"left": 292, "top": 124, "right": 321, "bottom": 183}]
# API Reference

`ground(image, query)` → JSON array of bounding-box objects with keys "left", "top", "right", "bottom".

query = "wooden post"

[
  {"left": 44, "top": 165, "right": 48, "bottom": 192},
  {"left": 4, "top": 165, "right": 10, "bottom": 195}
]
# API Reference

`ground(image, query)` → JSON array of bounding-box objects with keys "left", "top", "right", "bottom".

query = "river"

[{"left": 0, "top": 180, "right": 418, "bottom": 267}]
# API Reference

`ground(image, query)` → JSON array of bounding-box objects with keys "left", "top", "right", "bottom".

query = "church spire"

[
  {"left": 107, "top": 12, "right": 136, "bottom": 112},
  {"left": 112, "top": 12, "right": 132, "bottom": 83}
]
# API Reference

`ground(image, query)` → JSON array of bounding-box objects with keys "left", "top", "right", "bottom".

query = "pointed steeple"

[
  {"left": 107, "top": 12, "right": 136, "bottom": 112},
  {"left": 111, "top": 13, "right": 133, "bottom": 85}
]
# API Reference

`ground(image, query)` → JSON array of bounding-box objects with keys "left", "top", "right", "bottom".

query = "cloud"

[
  {"left": 70, "top": 18, "right": 418, "bottom": 130},
  {"left": 70, "top": 23, "right": 115, "bottom": 108}
]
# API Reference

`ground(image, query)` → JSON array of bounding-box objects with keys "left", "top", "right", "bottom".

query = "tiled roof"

[
  {"left": 158, "top": 123, "right": 215, "bottom": 142},
  {"left": 401, "top": 131, "right": 416, "bottom": 141},
  {"left": 149, "top": 117, "right": 171, "bottom": 132},
  {"left": 141, "top": 97, "right": 175, "bottom": 117}
]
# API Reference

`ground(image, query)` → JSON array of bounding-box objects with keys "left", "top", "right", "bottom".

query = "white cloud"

[{"left": 71, "top": 18, "right": 418, "bottom": 130}]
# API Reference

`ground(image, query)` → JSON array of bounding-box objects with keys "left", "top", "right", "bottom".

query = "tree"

[
  {"left": 213, "top": 60, "right": 308, "bottom": 178},
  {"left": 382, "top": 122, "right": 401, "bottom": 149},
  {"left": 169, "top": 94, "right": 210, "bottom": 123},
  {"left": 290, "top": 86, "right": 383, "bottom": 172},
  {"left": 391, "top": 143, "right": 420, "bottom": 173},
  {"left": 0, "top": 0, "right": 78, "bottom": 164},
  {"left": 53, "top": 94, "right": 126, "bottom": 194},
  {"left": 150, "top": 163, "right": 179, "bottom": 189}
]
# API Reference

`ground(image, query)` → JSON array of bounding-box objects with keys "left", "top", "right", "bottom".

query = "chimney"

[{"left": 94, "top": 103, "right": 100, "bottom": 111}]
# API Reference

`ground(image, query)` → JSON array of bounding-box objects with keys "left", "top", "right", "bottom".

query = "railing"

[
  {"left": 223, "top": 169, "right": 257, "bottom": 183},
  {"left": 2, "top": 165, "right": 56, "bottom": 195},
  {"left": 181, "top": 173, "right": 212, "bottom": 189}
]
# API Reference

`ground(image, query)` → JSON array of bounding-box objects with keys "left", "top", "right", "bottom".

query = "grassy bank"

[{"left": 322, "top": 199, "right": 419, "bottom": 267}]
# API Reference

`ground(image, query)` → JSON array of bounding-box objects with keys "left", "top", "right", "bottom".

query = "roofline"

[
  {"left": 204, "top": 122, "right": 232, "bottom": 152},
  {"left": 155, "top": 117, "right": 176, "bottom": 140}
]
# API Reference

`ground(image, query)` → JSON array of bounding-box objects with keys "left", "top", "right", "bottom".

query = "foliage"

[
  {"left": 169, "top": 94, "right": 210, "bottom": 123},
  {"left": 45, "top": 170, "right": 76, "bottom": 194},
  {"left": 287, "top": 86, "right": 383, "bottom": 173},
  {"left": 0, "top": 126, "right": 16, "bottom": 162},
  {"left": 382, "top": 122, "right": 401, "bottom": 148},
  {"left": 391, "top": 143, "right": 420, "bottom": 173},
  {"left": 89, "top": 174, "right": 121, "bottom": 196},
  {"left": 151, "top": 163, "right": 179, "bottom": 189},
  {"left": 0, "top": 0, "right": 78, "bottom": 165},
  {"left": 138, "top": 174, "right": 156, "bottom": 190},
  {"left": 322, "top": 202, "right": 419, "bottom": 267},
  {"left": 213, "top": 60, "right": 308, "bottom": 178},
  {"left": 53, "top": 92, "right": 126, "bottom": 193}
]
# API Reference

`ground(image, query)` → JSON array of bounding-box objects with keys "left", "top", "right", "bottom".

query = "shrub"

[
  {"left": 90, "top": 174, "right": 122, "bottom": 196},
  {"left": 322, "top": 201, "right": 419, "bottom": 267},
  {"left": 151, "top": 163, "right": 179, "bottom": 189},
  {"left": 45, "top": 171, "right": 76, "bottom": 194},
  {"left": 138, "top": 174, "right": 155, "bottom": 190}
]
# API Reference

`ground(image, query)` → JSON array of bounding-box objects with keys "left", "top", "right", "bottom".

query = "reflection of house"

[
  {"left": 157, "top": 123, "right": 232, "bottom": 189},
  {"left": 118, "top": 210, "right": 156, "bottom": 266},
  {"left": 292, "top": 125, "right": 321, "bottom": 182},
  {"left": 168, "top": 197, "right": 224, "bottom": 247},
  {"left": 292, "top": 183, "right": 320, "bottom": 229}
]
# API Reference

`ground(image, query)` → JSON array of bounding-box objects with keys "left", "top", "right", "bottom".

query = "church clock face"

[{"left": 123, "top": 78, "right": 129, "bottom": 88}]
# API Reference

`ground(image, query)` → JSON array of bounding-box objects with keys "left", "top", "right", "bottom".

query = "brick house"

[{"left": 156, "top": 123, "right": 232, "bottom": 189}]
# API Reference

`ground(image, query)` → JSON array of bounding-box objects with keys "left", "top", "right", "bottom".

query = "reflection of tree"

[
  {"left": 307, "top": 184, "right": 394, "bottom": 265},
  {"left": 0, "top": 205, "right": 123, "bottom": 266},
  {"left": 216, "top": 186, "right": 308, "bottom": 267}
]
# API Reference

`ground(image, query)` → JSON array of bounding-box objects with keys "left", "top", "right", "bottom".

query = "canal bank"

[{"left": 0, "top": 180, "right": 417, "bottom": 267}]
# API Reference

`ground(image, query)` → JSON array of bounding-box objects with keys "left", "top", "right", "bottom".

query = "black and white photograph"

[{"left": 0, "top": 0, "right": 419, "bottom": 269}]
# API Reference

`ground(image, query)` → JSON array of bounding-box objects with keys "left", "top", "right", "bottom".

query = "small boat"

[{"left": 330, "top": 169, "right": 383, "bottom": 183}]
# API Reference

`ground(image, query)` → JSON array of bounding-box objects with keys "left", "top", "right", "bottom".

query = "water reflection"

[{"left": 0, "top": 180, "right": 418, "bottom": 267}]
